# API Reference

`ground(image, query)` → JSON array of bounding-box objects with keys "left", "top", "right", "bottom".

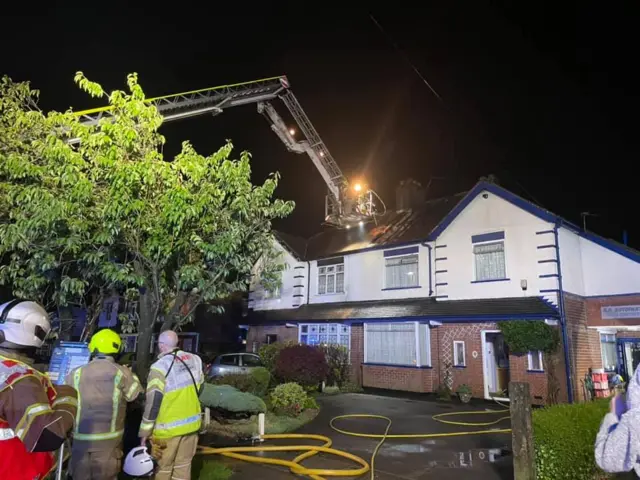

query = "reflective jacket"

[
  {"left": 65, "top": 355, "right": 142, "bottom": 447},
  {"left": 139, "top": 349, "right": 203, "bottom": 439},
  {"left": 0, "top": 350, "right": 78, "bottom": 480}
]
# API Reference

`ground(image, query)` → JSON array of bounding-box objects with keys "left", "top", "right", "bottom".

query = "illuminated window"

[
  {"left": 299, "top": 323, "right": 350, "bottom": 349},
  {"left": 318, "top": 262, "right": 344, "bottom": 294},
  {"left": 385, "top": 254, "right": 419, "bottom": 289}
]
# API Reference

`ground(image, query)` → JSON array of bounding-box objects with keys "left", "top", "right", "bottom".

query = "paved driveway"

[{"left": 222, "top": 393, "right": 514, "bottom": 480}]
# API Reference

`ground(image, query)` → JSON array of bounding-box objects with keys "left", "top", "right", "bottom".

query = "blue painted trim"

[
  {"left": 471, "top": 231, "right": 505, "bottom": 243},
  {"left": 435, "top": 282, "right": 448, "bottom": 287},
  {"left": 453, "top": 365, "right": 466, "bottom": 369},
  {"left": 435, "top": 257, "right": 447, "bottom": 261},
  {"left": 435, "top": 295, "right": 449, "bottom": 299},
  {"left": 540, "top": 288, "right": 559, "bottom": 293},
  {"left": 471, "top": 278, "right": 510, "bottom": 284},
  {"left": 425, "top": 181, "right": 640, "bottom": 264},
  {"left": 381, "top": 285, "right": 421, "bottom": 291},
  {"left": 527, "top": 370, "right": 545, "bottom": 374},
  {"left": 538, "top": 274, "right": 559, "bottom": 278},
  {"left": 435, "top": 270, "right": 448, "bottom": 274},
  {"left": 384, "top": 245, "right": 420, "bottom": 257},
  {"left": 435, "top": 244, "right": 447, "bottom": 249},
  {"left": 363, "top": 363, "right": 433, "bottom": 369},
  {"left": 537, "top": 244, "right": 555, "bottom": 250},
  {"left": 538, "top": 259, "right": 558, "bottom": 264},
  {"left": 555, "top": 224, "right": 574, "bottom": 404},
  {"left": 536, "top": 230, "right": 554, "bottom": 235}
]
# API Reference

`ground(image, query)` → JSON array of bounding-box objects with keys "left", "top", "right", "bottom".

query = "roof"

[
  {"left": 274, "top": 180, "right": 640, "bottom": 264},
  {"left": 247, "top": 296, "right": 559, "bottom": 324}
]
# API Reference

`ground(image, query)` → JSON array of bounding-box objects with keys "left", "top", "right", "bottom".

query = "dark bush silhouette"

[{"left": 275, "top": 344, "right": 328, "bottom": 388}]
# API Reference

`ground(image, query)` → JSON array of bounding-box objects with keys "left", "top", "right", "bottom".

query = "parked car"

[{"left": 207, "top": 353, "right": 263, "bottom": 378}]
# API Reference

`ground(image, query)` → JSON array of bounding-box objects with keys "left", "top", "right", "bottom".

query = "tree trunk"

[{"left": 136, "top": 291, "right": 155, "bottom": 382}]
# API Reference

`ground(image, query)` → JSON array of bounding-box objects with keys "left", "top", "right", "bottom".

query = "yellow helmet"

[{"left": 89, "top": 329, "right": 122, "bottom": 355}]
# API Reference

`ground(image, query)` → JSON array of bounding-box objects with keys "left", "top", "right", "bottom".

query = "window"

[
  {"left": 528, "top": 351, "right": 544, "bottom": 371},
  {"left": 219, "top": 355, "right": 238, "bottom": 366},
  {"left": 601, "top": 333, "right": 617, "bottom": 371},
  {"left": 365, "top": 322, "right": 431, "bottom": 366},
  {"left": 265, "top": 334, "right": 278, "bottom": 345},
  {"left": 299, "top": 323, "right": 350, "bottom": 348},
  {"left": 318, "top": 264, "right": 344, "bottom": 294},
  {"left": 453, "top": 341, "right": 466, "bottom": 367},
  {"left": 242, "top": 354, "right": 262, "bottom": 367},
  {"left": 474, "top": 241, "right": 506, "bottom": 281},
  {"left": 385, "top": 254, "right": 419, "bottom": 289}
]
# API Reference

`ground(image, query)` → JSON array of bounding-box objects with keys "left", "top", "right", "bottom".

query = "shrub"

[
  {"left": 321, "top": 344, "right": 350, "bottom": 388},
  {"left": 250, "top": 367, "right": 271, "bottom": 397},
  {"left": 199, "top": 384, "right": 267, "bottom": 414},
  {"left": 275, "top": 344, "right": 328, "bottom": 388},
  {"left": 340, "top": 381, "right": 364, "bottom": 393},
  {"left": 259, "top": 341, "right": 294, "bottom": 374},
  {"left": 303, "top": 395, "right": 319, "bottom": 410},
  {"left": 271, "top": 382, "right": 308, "bottom": 417},
  {"left": 533, "top": 399, "right": 609, "bottom": 480}
]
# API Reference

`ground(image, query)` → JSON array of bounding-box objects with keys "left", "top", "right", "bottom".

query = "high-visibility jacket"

[
  {"left": 65, "top": 355, "right": 142, "bottom": 446},
  {"left": 139, "top": 349, "right": 203, "bottom": 439},
  {"left": 0, "top": 350, "right": 78, "bottom": 480}
]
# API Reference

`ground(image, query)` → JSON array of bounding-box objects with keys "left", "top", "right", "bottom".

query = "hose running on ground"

[{"left": 197, "top": 402, "right": 512, "bottom": 480}]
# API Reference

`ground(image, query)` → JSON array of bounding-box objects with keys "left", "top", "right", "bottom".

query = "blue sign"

[{"left": 47, "top": 341, "right": 91, "bottom": 385}]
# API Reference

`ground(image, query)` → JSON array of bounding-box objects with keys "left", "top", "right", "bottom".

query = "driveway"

[{"left": 221, "top": 393, "right": 513, "bottom": 480}]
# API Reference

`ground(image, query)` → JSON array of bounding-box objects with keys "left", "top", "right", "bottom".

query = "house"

[{"left": 246, "top": 180, "right": 640, "bottom": 404}]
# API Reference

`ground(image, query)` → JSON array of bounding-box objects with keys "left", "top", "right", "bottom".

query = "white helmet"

[
  {"left": 123, "top": 446, "right": 155, "bottom": 477},
  {"left": 0, "top": 300, "right": 50, "bottom": 348}
]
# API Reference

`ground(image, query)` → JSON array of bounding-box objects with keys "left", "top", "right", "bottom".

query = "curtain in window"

[
  {"left": 474, "top": 242, "right": 506, "bottom": 281},
  {"left": 366, "top": 323, "right": 416, "bottom": 365},
  {"left": 385, "top": 255, "right": 419, "bottom": 288}
]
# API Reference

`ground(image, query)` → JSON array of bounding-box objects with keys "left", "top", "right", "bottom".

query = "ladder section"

[{"left": 75, "top": 76, "right": 289, "bottom": 126}]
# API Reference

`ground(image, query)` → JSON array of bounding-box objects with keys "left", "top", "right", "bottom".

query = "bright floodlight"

[
  {"left": 289, "top": 128, "right": 296, "bottom": 135},
  {"left": 354, "top": 183, "right": 362, "bottom": 192},
  {"left": 359, "top": 221, "right": 364, "bottom": 227}
]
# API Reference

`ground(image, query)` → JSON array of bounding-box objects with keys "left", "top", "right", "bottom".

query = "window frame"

[
  {"left": 453, "top": 341, "right": 466, "bottom": 367},
  {"left": 317, "top": 263, "right": 345, "bottom": 295},
  {"left": 363, "top": 321, "right": 431, "bottom": 367},
  {"left": 298, "top": 323, "right": 351, "bottom": 350},
  {"left": 383, "top": 253, "right": 420, "bottom": 289},
  {"left": 472, "top": 237, "right": 507, "bottom": 282},
  {"left": 600, "top": 333, "right": 617, "bottom": 372},
  {"left": 527, "top": 350, "right": 544, "bottom": 372}
]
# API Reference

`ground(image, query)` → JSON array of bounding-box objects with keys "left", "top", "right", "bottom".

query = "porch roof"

[{"left": 246, "top": 296, "right": 559, "bottom": 325}]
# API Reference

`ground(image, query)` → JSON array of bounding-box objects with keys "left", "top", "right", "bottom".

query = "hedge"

[
  {"left": 533, "top": 399, "right": 610, "bottom": 480},
  {"left": 199, "top": 384, "right": 267, "bottom": 414}
]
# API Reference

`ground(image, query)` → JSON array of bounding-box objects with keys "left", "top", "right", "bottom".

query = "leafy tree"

[{"left": 0, "top": 73, "right": 294, "bottom": 377}]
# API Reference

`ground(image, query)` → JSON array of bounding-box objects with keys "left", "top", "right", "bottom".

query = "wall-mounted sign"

[{"left": 602, "top": 305, "right": 640, "bottom": 320}]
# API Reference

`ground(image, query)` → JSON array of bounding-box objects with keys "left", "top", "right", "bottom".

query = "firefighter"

[
  {"left": 0, "top": 299, "right": 78, "bottom": 480},
  {"left": 65, "top": 328, "right": 142, "bottom": 480},
  {"left": 139, "top": 330, "right": 204, "bottom": 480}
]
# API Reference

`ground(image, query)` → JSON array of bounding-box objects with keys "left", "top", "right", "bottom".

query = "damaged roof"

[
  {"left": 274, "top": 191, "right": 467, "bottom": 261},
  {"left": 247, "top": 296, "right": 558, "bottom": 324}
]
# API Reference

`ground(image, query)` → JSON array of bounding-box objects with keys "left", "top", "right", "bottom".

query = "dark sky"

[{"left": 4, "top": 4, "right": 639, "bottom": 246}]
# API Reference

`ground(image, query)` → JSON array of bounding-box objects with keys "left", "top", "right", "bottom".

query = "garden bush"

[
  {"left": 259, "top": 341, "right": 294, "bottom": 374},
  {"left": 211, "top": 368, "right": 271, "bottom": 397},
  {"left": 321, "top": 344, "right": 350, "bottom": 388},
  {"left": 533, "top": 398, "right": 609, "bottom": 480},
  {"left": 275, "top": 344, "right": 328, "bottom": 388},
  {"left": 200, "top": 384, "right": 266, "bottom": 414},
  {"left": 270, "top": 382, "right": 308, "bottom": 417}
]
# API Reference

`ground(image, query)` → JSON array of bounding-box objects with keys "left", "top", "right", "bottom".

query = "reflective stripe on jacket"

[
  {"left": 140, "top": 350, "right": 203, "bottom": 439},
  {"left": 65, "top": 356, "right": 142, "bottom": 444}
]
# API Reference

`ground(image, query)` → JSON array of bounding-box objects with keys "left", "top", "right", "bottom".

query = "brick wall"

[
  {"left": 586, "top": 294, "right": 640, "bottom": 327},
  {"left": 362, "top": 365, "right": 435, "bottom": 392},
  {"left": 350, "top": 324, "right": 364, "bottom": 386},
  {"left": 247, "top": 325, "right": 298, "bottom": 352}
]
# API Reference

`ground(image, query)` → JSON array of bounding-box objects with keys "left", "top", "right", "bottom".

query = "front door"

[{"left": 483, "top": 331, "right": 510, "bottom": 399}]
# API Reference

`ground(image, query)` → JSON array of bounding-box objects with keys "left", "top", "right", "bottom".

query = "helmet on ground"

[
  {"left": 89, "top": 329, "right": 122, "bottom": 355},
  {"left": 0, "top": 300, "right": 50, "bottom": 348},
  {"left": 124, "top": 446, "right": 155, "bottom": 477}
]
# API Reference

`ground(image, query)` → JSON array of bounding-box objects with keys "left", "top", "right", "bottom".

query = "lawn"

[{"left": 191, "top": 457, "right": 233, "bottom": 480}]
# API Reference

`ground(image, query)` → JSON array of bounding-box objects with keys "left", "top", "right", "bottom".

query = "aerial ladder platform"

[{"left": 73, "top": 76, "right": 383, "bottom": 228}]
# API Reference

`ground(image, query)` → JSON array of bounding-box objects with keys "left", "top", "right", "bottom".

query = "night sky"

[{"left": 4, "top": 4, "right": 639, "bottom": 246}]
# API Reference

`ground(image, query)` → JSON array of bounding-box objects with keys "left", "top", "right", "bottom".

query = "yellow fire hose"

[{"left": 197, "top": 402, "right": 512, "bottom": 480}]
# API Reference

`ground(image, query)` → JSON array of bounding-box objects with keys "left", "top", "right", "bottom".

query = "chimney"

[{"left": 396, "top": 179, "right": 425, "bottom": 212}]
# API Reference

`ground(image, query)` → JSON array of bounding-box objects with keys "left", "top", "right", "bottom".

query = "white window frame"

[
  {"left": 298, "top": 323, "right": 350, "bottom": 350},
  {"left": 317, "top": 263, "right": 345, "bottom": 295},
  {"left": 384, "top": 253, "right": 420, "bottom": 289},
  {"left": 472, "top": 238, "right": 507, "bottom": 282},
  {"left": 364, "top": 321, "right": 431, "bottom": 367},
  {"left": 527, "top": 350, "right": 544, "bottom": 371},
  {"left": 453, "top": 341, "right": 466, "bottom": 367},
  {"left": 600, "top": 333, "right": 617, "bottom": 372}
]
